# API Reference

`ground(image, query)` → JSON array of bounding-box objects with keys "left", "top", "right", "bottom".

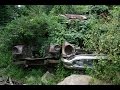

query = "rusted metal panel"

[
  {"left": 12, "top": 43, "right": 107, "bottom": 70},
  {"left": 49, "top": 45, "right": 61, "bottom": 53},
  {"left": 12, "top": 45, "right": 24, "bottom": 55},
  {"left": 13, "top": 57, "right": 59, "bottom": 67},
  {"left": 13, "top": 61, "right": 26, "bottom": 65},
  {"left": 61, "top": 54, "right": 107, "bottom": 69},
  {"left": 65, "top": 14, "right": 87, "bottom": 20},
  {"left": 60, "top": 14, "right": 87, "bottom": 20},
  {"left": 12, "top": 45, "right": 33, "bottom": 58},
  {"left": 63, "top": 64, "right": 92, "bottom": 70},
  {"left": 62, "top": 41, "right": 75, "bottom": 58},
  {"left": 20, "top": 58, "right": 45, "bottom": 66},
  {"left": 47, "top": 44, "right": 61, "bottom": 59},
  {"left": 47, "top": 60, "right": 59, "bottom": 64}
]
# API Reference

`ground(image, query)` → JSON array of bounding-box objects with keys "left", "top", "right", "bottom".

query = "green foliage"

[
  {"left": 64, "top": 20, "right": 90, "bottom": 46},
  {"left": 5, "top": 65, "right": 26, "bottom": 80},
  {"left": 42, "top": 5, "right": 54, "bottom": 14},
  {"left": 0, "top": 5, "right": 120, "bottom": 85},
  {"left": 90, "top": 5, "right": 109, "bottom": 15},
  {"left": 50, "top": 61, "right": 79, "bottom": 84},
  {"left": 72, "top": 5, "right": 90, "bottom": 14},
  {"left": 24, "top": 69, "right": 45, "bottom": 85},
  {"left": 50, "top": 5, "right": 74, "bottom": 15},
  {"left": 84, "top": 14, "right": 120, "bottom": 54},
  {"left": 1, "top": 12, "right": 67, "bottom": 57},
  {"left": 84, "top": 6, "right": 120, "bottom": 84},
  {"left": 0, "top": 5, "right": 14, "bottom": 26},
  {"left": 0, "top": 51, "right": 12, "bottom": 68},
  {"left": 50, "top": 5, "right": 90, "bottom": 15},
  {"left": 13, "top": 5, "right": 30, "bottom": 17},
  {"left": 4, "top": 64, "right": 46, "bottom": 84},
  {"left": 0, "top": 5, "right": 29, "bottom": 27}
]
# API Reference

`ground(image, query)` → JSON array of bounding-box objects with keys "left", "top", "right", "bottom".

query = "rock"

[
  {"left": 23, "top": 84, "right": 27, "bottom": 85},
  {"left": 57, "top": 74, "right": 92, "bottom": 85},
  {"left": 41, "top": 71, "right": 55, "bottom": 85},
  {"left": 0, "top": 77, "right": 4, "bottom": 82},
  {"left": 0, "top": 76, "right": 8, "bottom": 85}
]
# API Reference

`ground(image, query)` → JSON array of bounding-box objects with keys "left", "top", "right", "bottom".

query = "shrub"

[
  {"left": 85, "top": 7, "right": 120, "bottom": 84},
  {"left": 0, "top": 5, "right": 120, "bottom": 85}
]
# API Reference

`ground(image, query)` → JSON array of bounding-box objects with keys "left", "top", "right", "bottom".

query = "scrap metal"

[{"left": 12, "top": 41, "right": 107, "bottom": 69}]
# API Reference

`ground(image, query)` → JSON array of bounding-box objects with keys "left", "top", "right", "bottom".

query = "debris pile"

[
  {"left": 12, "top": 41, "right": 107, "bottom": 69},
  {"left": 0, "top": 76, "right": 23, "bottom": 85}
]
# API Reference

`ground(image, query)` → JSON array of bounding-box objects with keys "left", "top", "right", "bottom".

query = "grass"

[
  {"left": 0, "top": 51, "right": 12, "bottom": 68},
  {"left": 0, "top": 52, "right": 80, "bottom": 85},
  {"left": 0, "top": 51, "right": 114, "bottom": 85},
  {"left": 89, "top": 77, "right": 112, "bottom": 85},
  {"left": 4, "top": 65, "right": 47, "bottom": 85}
]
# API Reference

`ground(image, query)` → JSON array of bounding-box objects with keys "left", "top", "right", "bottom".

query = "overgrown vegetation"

[
  {"left": 0, "top": 5, "right": 120, "bottom": 85},
  {"left": 85, "top": 6, "right": 120, "bottom": 84}
]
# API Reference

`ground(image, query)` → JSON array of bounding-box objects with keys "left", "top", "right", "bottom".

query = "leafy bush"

[
  {"left": 50, "top": 5, "right": 74, "bottom": 15},
  {"left": 85, "top": 6, "right": 120, "bottom": 84},
  {"left": 0, "top": 51, "right": 12, "bottom": 68},
  {"left": 90, "top": 5, "right": 109, "bottom": 15},
  {"left": 72, "top": 5, "right": 90, "bottom": 14},
  {"left": 0, "top": 5, "right": 120, "bottom": 85}
]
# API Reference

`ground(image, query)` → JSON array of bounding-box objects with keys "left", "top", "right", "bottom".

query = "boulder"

[
  {"left": 57, "top": 74, "right": 92, "bottom": 85},
  {"left": 41, "top": 71, "right": 55, "bottom": 85}
]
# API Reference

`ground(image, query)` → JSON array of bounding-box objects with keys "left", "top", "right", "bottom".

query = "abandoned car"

[
  {"left": 12, "top": 14, "right": 107, "bottom": 69},
  {"left": 12, "top": 41, "right": 107, "bottom": 69}
]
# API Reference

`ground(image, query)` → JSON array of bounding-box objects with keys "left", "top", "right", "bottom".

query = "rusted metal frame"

[
  {"left": 13, "top": 57, "right": 59, "bottom": 66},
  {"left": 61, "top": 54, "right": 107, "bottom": 65},
  {"left": 61, "top": 54, "right": 107, "bottom": 69},
  {"left": 63, "top": 64, "right": 93, "bottom": 69}
]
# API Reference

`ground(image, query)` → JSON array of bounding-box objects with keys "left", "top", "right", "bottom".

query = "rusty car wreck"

[
  {"left": 12, "top": 41, "right": 107, "bottom": 69},
  {"left": 12, "top": 14, "right": 107, "bottom": 69}
]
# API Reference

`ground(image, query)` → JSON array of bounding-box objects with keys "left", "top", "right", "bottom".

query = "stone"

[
  {"left": 0, "top": 76, "right": 8, "bottom": 85},
  {"left": 57, "top": 74, "right": 92, "bottom": 85},
  {"left": 0, "top": 77, "right": 4, "bottom": 82},
  {"left": 41, "top": 71, "right": 55, "bottom": 85}
]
